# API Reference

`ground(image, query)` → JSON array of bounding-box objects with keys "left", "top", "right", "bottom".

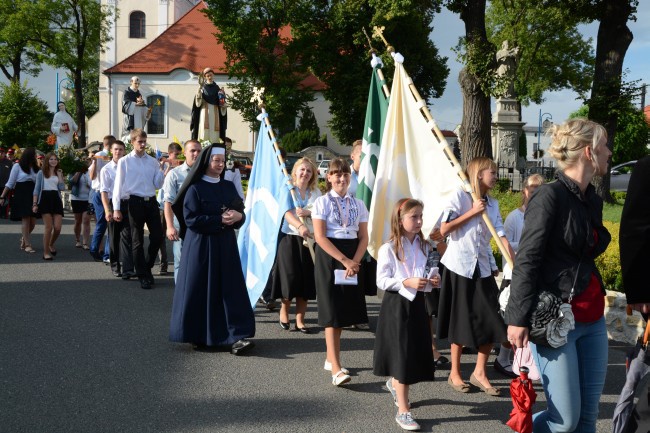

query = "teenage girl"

[
  {"left": 312, "top": 158, "right": 369, "bottom": 386},
  {"left": 33, "top": 152, "right": 65, "bottom": 260},
  {"left": 373, "top": 198, "right": 439, "bottom": 431},
  {"left": 437, "top": 157, "right": 514, "bottom": 396}
]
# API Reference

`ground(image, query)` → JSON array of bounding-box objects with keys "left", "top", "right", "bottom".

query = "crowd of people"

[{"left": 1, "top": 117, "right": 645, "bottom": 432}]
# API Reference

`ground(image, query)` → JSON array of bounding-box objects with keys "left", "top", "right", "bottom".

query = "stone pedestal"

[{"left": 492, "top": 98, "right": 525, "bottom": 190}]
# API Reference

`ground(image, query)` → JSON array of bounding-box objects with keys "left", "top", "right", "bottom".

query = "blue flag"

[{"left": 238, "top": 113, "right": 293, "bottom": 308}]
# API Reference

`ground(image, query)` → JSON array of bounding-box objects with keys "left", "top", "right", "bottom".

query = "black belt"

[{"left": 128, "top": 195, "right": 156, "bottom": 202}]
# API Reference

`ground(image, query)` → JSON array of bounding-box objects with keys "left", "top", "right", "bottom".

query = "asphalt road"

[{"left": 0, "top": 215, "right": 631, "bottom": 433}]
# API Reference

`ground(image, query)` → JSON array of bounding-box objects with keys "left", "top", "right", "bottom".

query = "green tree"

[
  {"left": 202, "top": 0, "right": 315, "bottom": 135},
  {"left": 30, "top": 0, "right": 113, "bottom": 148},
  {"left": 485, "top": 0, "right": 594, "bottom": 106},
  {"left": 0, "top": 81, "right": 50, "bottom": 150},
  {"left": 295, "top": 0, "right": 449, "bottom": 146},
  {"left": 63, "top": 54, "right": 100, "bottom": 119},
  {"left": 297, "top": 106, "right": 319, "bottom": 132},
  {"left": 0, "top": 0, "right": 46, "bottom": 82},
  {"left": 570, "top": 100, "right": 649, "bottom": 166}
]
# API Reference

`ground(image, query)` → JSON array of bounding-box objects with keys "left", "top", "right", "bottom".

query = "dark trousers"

[
  {"left": 109, "top": 201, "right": 134, "bottom": 273},
  {"left": 127, "top": 196, "right": 163, "bottom": 278},
  {"left": 158, "top": 211, "right": 168, "bottom": 268}
]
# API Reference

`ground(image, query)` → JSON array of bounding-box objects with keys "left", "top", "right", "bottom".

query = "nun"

[{"left": 169, "top": 143, "right": 254, "bottom": 355}]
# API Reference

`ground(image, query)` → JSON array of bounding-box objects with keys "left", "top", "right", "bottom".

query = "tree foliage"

[
  {"left": 29, "top": 0, "right": 113, "bottom": 148},
  {"left": 294, "top": 0, "right": 449, "bottom": 146},
  {"left": 485, "top": 0, "right": 594, "bottom": 105},
  {"left": 0, "top": 81, "right": 50, "bottom": 151},
  {"left": 202, "top": 0, "right": 316, "bottom": 136},
  {"left": 0, "top": 0, "right": 47, "bottom": 82},
  {"left": 281, "top": 106, "right": 326, "bottom": 152}
]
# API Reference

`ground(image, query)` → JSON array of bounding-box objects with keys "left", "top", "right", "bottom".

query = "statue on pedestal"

[
  {"left": 190, "top": 67, "right": 228, "bottom": 142},
  {"left": 495, "top": 41, "right": 519, "bottom": 99},
  {"left": 122, "top": 76, "right": 151, "bottom": 138},
  {"left": 51, "top": 102, "right": 78, "bottom": 148}
]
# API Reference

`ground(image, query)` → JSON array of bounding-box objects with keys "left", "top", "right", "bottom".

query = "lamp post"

[
  {"left": 536, "top": 110, "right": 553, "bottom": 159},
  {"left": 56, "top": 72, "right": 75, "bottom": 104}
]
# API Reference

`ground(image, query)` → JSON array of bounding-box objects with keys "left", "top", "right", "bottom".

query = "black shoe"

[
  {"left": 493, "top": 359, "right": 518, "bottom": 378},
  {"left": 89, "top": 251, "right": 102, "bottom": 262},
  {"left": 279, "top": 320, "right": 290, "bottom": 330},
  {"left": 111, "top": 268, "right": 122, "bottom": 278},
  {"left": 139, "top": 278, "right": 152, "bottom": 290},
  {"left": 146, "top": 272, "right": 155, "bottom": 285},
  {"left": 159, "top": 267, "right": 168, "bottom": 276},
  {"left": 434, "top": 355, "right": 450, "bottom": 367},
  {"left": 231, "top": 339, "right": 254, "bottom": 355},
  {"left": 257, "top": 297, "right": 276, "bottom": 311},
  {"left": 121, "top": 271, "right": 136, "bottom": 280},
  {"left": 296, "top": 326, "right": 311, "bottom": 334}
]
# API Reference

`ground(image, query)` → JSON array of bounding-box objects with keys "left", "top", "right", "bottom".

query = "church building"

[{"left": 89, "top": 0, "right": 338, "bottom": 153}]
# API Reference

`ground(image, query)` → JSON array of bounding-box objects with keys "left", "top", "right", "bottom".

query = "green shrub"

[{"left": 596, "top": 221, "right": 622, "bottom": 291}]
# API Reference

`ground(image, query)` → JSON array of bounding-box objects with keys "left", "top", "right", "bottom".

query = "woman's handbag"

[
  {"left": 528, "top": 261, "right": 581, "bottom": 348},
  {"left": 512, "top": 346, "right": 540, "bottom": 381}
]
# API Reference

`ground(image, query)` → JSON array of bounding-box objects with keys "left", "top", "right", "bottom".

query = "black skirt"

[
  {"left": 315, "top": 238, "right": 368, "bottom": 328},
  {"left": 38, "top": 190, "right": 64, "bottom": 216},
  {"left": 10, "top": 181, "right": 38, "bottom": 221},
  {"left": 71, "top": 199, "right": 89, "bottom": 214},
  {"left": 437, "top": 267, "right": 507, "bottom": 347},
  {"left": 373, "top": 291, "right": 435, "bottom": 385},
  {"left": 270, "top": 234, "right": 316, "bottom": 301}
]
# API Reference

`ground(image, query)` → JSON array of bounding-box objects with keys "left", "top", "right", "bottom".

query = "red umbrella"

[{"left": 506, "top": 366, "right": 537, "bottom": 433}]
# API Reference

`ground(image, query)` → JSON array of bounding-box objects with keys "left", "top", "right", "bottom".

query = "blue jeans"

[
  {"left": 90, "top": 190, "right": 109, "bottom": 259},
  {"left": 531, "top": 316, "right": 608, "bottom": 433},
  {"left": 172, "top": 238, "right": 183, "bottom": 284}
]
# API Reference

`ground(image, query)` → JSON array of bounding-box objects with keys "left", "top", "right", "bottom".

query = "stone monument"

[{"left": 492, "top": 41, "right": 525, "bottom": 190}]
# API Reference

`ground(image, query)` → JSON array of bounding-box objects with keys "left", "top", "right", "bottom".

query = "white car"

[{"left": 317, "top": 159, "right": 331, "bottom": 179}]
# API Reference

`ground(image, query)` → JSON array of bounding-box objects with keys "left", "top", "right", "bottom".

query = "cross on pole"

[{"left": 250, "top": 86, "right": 265, "bottom": 107}]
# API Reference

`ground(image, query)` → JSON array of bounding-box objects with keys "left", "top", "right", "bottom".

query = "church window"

[
  {"left": 129, "top": 11, "right": 146, "bottom": 38},
  {"left": 146, "top": 95, "right": 166, "bottom": 136}
]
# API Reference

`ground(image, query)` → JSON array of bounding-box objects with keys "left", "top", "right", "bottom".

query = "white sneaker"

[
  {"left": 395, "top": 412, "right": 420, "bottom": 431},
  {"left": 324, "top": 360, "right": 349, "bottom": 374},
  {"left": 332, "top": 370, "right": 351, "bottom": 386}
]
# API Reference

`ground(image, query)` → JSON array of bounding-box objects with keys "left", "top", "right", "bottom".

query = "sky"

[{"left": 5, "top": 2, "right": 650, "bottom": 135}]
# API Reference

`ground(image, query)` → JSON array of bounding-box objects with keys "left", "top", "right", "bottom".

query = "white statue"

[
  {"left": 51, "top": 102, "right": 78, "bottom": 148},
  {"left": 122, "top": 76, "right": 151, "bottom": 137},
  {"left": 496, "top": 41, "right": 519, "bottom": 99}
]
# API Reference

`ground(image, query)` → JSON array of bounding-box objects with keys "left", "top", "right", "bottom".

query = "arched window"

[
  {"left": 129, "top": 11, "right": 146, "bottom": 38},
  {"left": 146, "top": 95, "right": 165, "bottom": 136}
]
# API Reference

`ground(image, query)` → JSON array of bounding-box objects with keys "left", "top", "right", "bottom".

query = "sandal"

[
  {"left": 75, "top": 240, "right": 82, "bottom": 248},
  {"left": 49, "top": 246, "right": 57, "bottom": 256},
  {"left": 20, "top": 237, "right": 25, "bottom": 250},
  {"left": 24, "top": 245, "right": 36, "bottom": 253},
  {"left": 332, "top": 370, "right": 351, "bottom": 386}
]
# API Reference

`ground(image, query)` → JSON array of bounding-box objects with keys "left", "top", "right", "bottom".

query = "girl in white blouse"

[
  {"left": 312, "top": 158, "right": 368, "bottom": 387},
  {"left": 373, "top": 198, "right": 439, "bottom": 431}
]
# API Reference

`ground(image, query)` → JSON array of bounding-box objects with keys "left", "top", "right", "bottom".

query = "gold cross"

[
  {"left": 250, "top": 86, "right": 265, "bottom": 106},
  {"left": 372, "top": 26, "right": 388, "bottom": 46}
]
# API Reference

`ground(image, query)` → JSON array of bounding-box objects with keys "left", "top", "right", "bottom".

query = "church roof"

[
  {"left": 105, "top": 2, "right": 225, "bottom": 75},
  {"left": 105, "top": 2, "right": 325, "bottom": 91}
]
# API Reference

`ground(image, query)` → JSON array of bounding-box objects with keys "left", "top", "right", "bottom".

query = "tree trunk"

[
  {"left": 588, "top": 0, "right": 634, "bottom": 202},
  {"left": 74, "top": 70, "right": 86, "bottom": 148},
  {"left": 459, "top": 67, "right": 493, "bottom": 167},
  {"left": 456, "top": 0, "right": 493, "bottom": 168}
]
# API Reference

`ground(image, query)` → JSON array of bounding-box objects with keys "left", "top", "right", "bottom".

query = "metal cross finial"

[
  {"left": 250, "top": 86, "right": 265, "bottom": 106},
  {"left": 372, "top": 26, "right": 388, "bottom": 46}
]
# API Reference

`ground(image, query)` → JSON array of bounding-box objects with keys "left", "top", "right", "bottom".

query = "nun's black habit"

[{"left": 169, "top": 143, "right": 254, "bottom": 351}]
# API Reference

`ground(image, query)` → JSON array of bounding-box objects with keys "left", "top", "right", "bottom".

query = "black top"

[
  {"left": 620, "top": 156, "right": 650, "bottom": 304},
  {"left": 505, "top": 170, "right": 611, "bottom": 327}
]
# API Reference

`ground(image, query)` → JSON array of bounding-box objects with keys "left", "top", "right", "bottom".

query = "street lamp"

[
  {"left": 56, "top": 72, "right": 75, "bottom": 104},
  {"left": 536, "top": 110, "right": 553, "bottom": 159}
]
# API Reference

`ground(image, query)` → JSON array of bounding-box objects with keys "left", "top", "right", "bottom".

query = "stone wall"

[{"left": 605, "top": 290, "right": 647, "bottom": 345}]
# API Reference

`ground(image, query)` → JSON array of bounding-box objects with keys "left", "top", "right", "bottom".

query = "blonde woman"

[
  {"left": 506, "top": 118, "right": 611, "bottom": 432},
  {"left": 271, "top": 157, "right": 322, "bottom": 333}
]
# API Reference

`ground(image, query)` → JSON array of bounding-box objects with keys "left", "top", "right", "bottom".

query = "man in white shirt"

[
  {"left": 163, "top": 139, "right": 203, "bottom": 282},
  {"left": 113, "top": 129, "right": 165, "bottom": 290},
  {"left": 100, "top": 140, "right": 134, "bottom": 279},
  {"left": 88, "top": 135, "right": 115, "bottom": 262},
  {"left": 348, "top": 139, "right": 362, "bottom": 197}
]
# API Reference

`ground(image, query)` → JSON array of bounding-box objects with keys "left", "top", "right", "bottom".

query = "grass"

[{"left": 603, "top": 201, "right": 623, "bottom": 223}]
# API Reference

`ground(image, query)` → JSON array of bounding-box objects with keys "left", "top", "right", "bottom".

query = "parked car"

[
  {"left": 610, "top": 160, "right": 636, "bottom": 192},
  {"left": 231, "top": 155, "right": 253, "bottom": 180},
  {"left": 317, "top": 159, "right": 331, "bottom": 179}
]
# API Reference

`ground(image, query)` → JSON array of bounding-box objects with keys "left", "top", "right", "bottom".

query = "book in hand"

[{"left": 334, "top": 269, "right": 358, "bottom": 285}]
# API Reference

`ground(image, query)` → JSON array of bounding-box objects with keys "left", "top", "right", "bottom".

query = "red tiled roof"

[
  {"left": 105, "top": 2, "right": 325, "bottom": 91},
  {"left": 644, "top": 105, "right": 650, "bottom": 124},
  {"left": 440, "top": 129, "right": 458, "bottom": 138},
  {"left": 105, "top": 2, "right": 224, "bottom": 75}
]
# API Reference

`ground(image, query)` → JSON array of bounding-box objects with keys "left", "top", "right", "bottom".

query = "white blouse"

[
  {"left": 377, "top": 235, "right": 432, "bottom": 301},
  {"left": 43, "top": 175, "right": 59, "bottom": 191},
  {"left": 282, "top": 187, "right": 321, "bottom": 235},
  {"left": 312, "top": 190, "right": 369, "bottom": 239},
  {"left": 5, "top": 164, "right": 36, "bottom": 188}
]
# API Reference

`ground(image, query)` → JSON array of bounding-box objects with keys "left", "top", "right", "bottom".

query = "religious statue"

[
  {"left": 122, "top": 76, "right": 151, "bottom": 138},
  {"left": 51, "top": 102, "right": 78, "bottom": 148},
  {"left": 495, "top": 40, "right": 519, "bottom": 99},
  {"left": 190, "top": 67, "right": 228, "bottom": 142}
]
